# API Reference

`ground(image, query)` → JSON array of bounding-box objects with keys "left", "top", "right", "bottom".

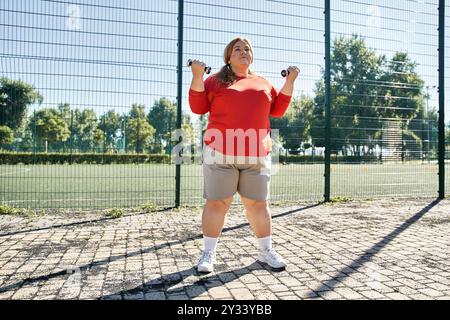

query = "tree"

[
  {"left": 377, "top": 52, "right": 424, "bottom": 120},
  {"left": 312, "top": 35, "right": 424, "bottom": 158},
  {"left": 93, "top": 128, "right": 106, "bottom": 151},
  {"left": 0, "top": 125, "right": 14, "bottom": 149},
  {"left": 125, "top": 104, "right": 155, "bottom": 153},
  {"left": 13, "top": 118, "right": 34, "bottom": 152},
  {"left": 50, "top": 103, "right": 73, "bottom": 152},
  {"left": 30, "top": 108, "right": 70, "bottom": 152},
  {"left": 72, "top": 109, "right": 98, "bottom": 152},
  {"left": 57, "top": 103, "right": 71, "bottom": 122},
  {"left": 147, "top": 97, "right": 177, "bottom": 152},
  {"left": 314, "top": 35, "right": 385, "bottom": 156},
  {"left": 98, "top": 110, "right": 121, "bottom": 151},
  {"left": 379, "top": 52, "right": 425, "bottom": 159},
  {"left": 0, "top": 78, "right": 43, "bottom": 131}
]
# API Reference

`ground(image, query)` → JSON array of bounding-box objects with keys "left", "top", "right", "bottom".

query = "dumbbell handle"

[{"left": 187, "top": 59, "right": 211, "bottom": 75}]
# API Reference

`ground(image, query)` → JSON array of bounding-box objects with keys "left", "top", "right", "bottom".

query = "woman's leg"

[
  {"left": 240, "top": 196, "right": 271, "bottom": 238},
  {"left": 197, "top": 196, "right": 233, "bottom": 273},
  {"left": 202, "top": 197, "right": 233, "bottom": 237},
  {"left": 241, "top": 195, "right": 286, "bottom": 269}
]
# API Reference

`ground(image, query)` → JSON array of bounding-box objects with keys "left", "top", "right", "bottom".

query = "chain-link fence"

[{"left": 0, "top": 0, "right": 448, "bottom": 209}]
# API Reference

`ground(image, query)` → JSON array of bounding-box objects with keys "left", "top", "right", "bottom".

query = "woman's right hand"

[{"left": 190, "top": 59, "right": 207, "bottom": 78}]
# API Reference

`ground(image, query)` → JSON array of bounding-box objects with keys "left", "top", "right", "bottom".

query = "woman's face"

[{"left": 228, "top": 40, "right": 253, "bottom": 69}]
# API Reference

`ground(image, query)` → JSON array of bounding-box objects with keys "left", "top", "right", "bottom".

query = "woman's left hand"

[{"left": 285, "top": 66, "right": 300, "bottom": 82}]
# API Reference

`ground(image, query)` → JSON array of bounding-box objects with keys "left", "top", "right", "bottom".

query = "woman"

[{"left": 189, "top": 37, "right": 299, "bottom": 273}]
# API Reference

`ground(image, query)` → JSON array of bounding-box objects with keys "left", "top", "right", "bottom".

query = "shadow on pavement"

[
  {"left": 308, "top": 198, "right": 442, "bottom": 295},
  {"left": 0, "top": 203, "right": 315, "bottom": 295},
  {"left": 0, "top": 207, "right": 176, "bottom": 238},
  {"left": 99, "top": 261, "right": 282, "bottom": 300}
]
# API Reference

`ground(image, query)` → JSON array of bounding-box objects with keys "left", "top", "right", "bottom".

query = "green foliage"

[
  {"left": 125, "top": 104, "right": 155, "bottom": 153},
  {"left": 147, "top": 98, "right": 195, "bottom": 154},
  {"left": 313, "top": 35, "right": 384, "bottom": 152},
  {"left": 71, "top": 109, "right": 99, "bottom": 152},
  {"left": 98, "top": 110, "right": 121, "bottom": 149},
  {"left": 93, "top": 128, "right": 105, "bottom": 147},
  {"left": 29, "top": 108, "right": 70, "bottom": 150},
  {"left": 140, "top": 202, "right": 158, "bottom": 213},
  {"left": 0, "top": 77, "right": 43, "bottom": 131},
  {"left": 312, "top": 35, "right": 425, "bottom": 157},
  {"left": 328, "top": 196, "right": 352, "bottom": 204},
  {"left": 0, "top": 125, "right": 14, "bottom": 148},
  {"left": 106, "top": 208, "right": 123, "bottom": 219},
  {"left": 378, "top": 52, "right": 424, "bottom": 120},
  {"left": 0, "top": 151, "right": 385, "bottom": 165},
  {"left": 14, "top": 117, "right": 34, "bottom": 152},
  {"left": 278, "top": 153, "right": 379, "bottom": 164},
  {"left": 0, "top": 152, "right": 170, "bottom": 164},
  {"left": 148, "top": 98, "right": 176, "bottom": 148},
  {"left": 0, "top": 204, "right": 25, "bottom": 215}
]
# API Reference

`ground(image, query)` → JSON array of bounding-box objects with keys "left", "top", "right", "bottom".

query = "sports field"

[{"left": 1, "top": 162, "right": 448, "bottom": 209}]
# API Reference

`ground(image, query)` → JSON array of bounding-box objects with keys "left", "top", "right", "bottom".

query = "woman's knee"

[
  {"left": 205, "top": 197, "right": 233, "bottom": 213},
  {"left": 245, "top": 200, "right": 269, "bottom": 214}
]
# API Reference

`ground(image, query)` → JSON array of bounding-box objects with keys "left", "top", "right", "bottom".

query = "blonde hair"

[{"left": 217, "top": 37, "right": 254, "bottom": 86}]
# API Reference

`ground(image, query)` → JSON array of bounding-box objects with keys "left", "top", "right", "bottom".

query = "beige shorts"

[{"left": 202, "top": 146, "right": 271, "bottom": 201}]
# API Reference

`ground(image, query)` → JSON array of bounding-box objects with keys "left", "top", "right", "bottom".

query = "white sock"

[
  {"left": 258, "top": 235, "right": 272, "bottom": 251},
  {"left": 203, "top": 236, "right": 219, "bottom": 253}
]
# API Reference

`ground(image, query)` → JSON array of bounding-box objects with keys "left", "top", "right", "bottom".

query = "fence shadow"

[
  {"left": 307, "top": 198, "right": 442, "bottom": 295},
  {"left": 0, "top": 207, "right": 176, "bottom": 238},
  {"left": 0, "top": 203, "right": 321, "bottom": 238},
  {"left": 99, "top": 262, "right": 277, "bottom": 300},
  {"left": 0, "top": 203, "right": 316, "bottom": 294}
]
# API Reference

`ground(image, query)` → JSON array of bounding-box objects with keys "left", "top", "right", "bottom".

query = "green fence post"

[
  {"left": 175, "top": 0, "right": 184, "bottom": 208},
  {"left": 438, "top": 0, "right": 445, "bottom": 198},
  {"left": 324, "top": 0, "right": 331, "bottom": 202}
]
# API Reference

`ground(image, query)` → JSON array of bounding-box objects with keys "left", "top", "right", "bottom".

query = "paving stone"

[{"left": 0, "top": 199, "right": 448, "bottom": 300}]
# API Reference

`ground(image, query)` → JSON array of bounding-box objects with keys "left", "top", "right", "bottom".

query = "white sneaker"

[
  {"left": 197, "top": 251, "right": 216, "bottom": 273},
  {"left": 258, "top": 248, "right": 286, "bottom": 270}
]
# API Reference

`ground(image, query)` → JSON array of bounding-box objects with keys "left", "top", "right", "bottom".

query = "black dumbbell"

[
  {"left": 187, "top": 59, "right": 211, "bottom": 74},
  {"left": 281, "top": 67, "right": 300, "bottom": 78}
]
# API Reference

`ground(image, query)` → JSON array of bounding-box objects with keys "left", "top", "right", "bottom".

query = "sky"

[{"left": 0, "top": 0, "right": 449, "bottom": 124}]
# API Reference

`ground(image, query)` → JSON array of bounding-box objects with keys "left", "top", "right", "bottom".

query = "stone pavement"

[{"left": 0, "top": 198, "right": 449, "bottom": 300}]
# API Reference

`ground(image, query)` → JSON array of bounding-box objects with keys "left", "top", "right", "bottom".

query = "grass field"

[{"left": 1, "top": 161, "right": 449, "bottom": 209}]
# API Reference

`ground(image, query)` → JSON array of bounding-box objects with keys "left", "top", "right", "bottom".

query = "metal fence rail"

[{"left": 0, "top": 0, "right": 448, "bottom": 209}]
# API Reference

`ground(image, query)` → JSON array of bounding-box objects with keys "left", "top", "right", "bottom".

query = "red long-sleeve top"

[{"left": 189, "top": 73, "right": 292, "bottom": 157}]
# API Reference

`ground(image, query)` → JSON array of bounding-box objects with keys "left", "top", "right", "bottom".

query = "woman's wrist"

[
  {"left": 280, "top": 82, "right": 294, "bottom": 96},
  {"left": 190, "top": 76, "right": 205, "bottom": 92}
]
